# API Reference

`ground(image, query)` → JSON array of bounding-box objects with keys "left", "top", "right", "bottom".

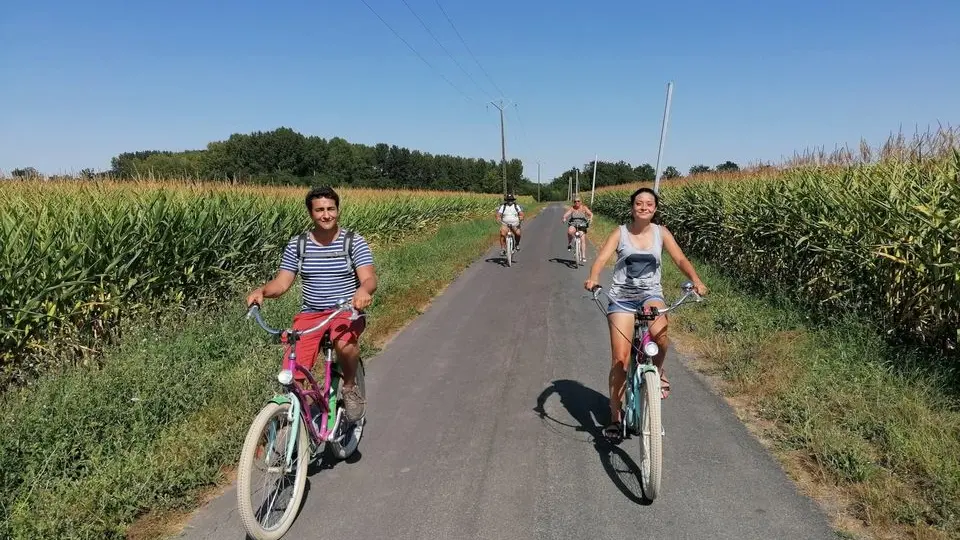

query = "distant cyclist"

[
  {"left": 561, "top": 196, "right": 593, "bottom": 262},
  {"left": 246, "top": 186, "right": 377, "bottom": 423},
  {"left": 496, "top": 193, "right": 524, "bottom": 256}
]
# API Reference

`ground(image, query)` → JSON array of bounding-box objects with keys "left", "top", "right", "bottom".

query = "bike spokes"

[{"left": 237, "top": 402, "right": 310, "bottom": 539}]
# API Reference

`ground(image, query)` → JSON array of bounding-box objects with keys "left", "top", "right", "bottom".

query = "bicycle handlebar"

[
  {"left": 589, "top": 282, "right": 704, "bottom": 319},
  {"left": 245, "top": 298, "right": 361, "bottom": 338}
]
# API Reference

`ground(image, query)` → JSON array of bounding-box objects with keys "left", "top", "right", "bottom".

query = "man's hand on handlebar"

[{"left": 246, "top": 287, "right": 264, "bottom": 308}]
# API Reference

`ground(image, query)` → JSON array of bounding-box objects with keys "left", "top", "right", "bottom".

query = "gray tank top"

[
  {"left": 610, "top": 224, "right": 663, "bottom": 299},
  {"left": 568, "top": 208, "right": 588, "bottom": 221}
]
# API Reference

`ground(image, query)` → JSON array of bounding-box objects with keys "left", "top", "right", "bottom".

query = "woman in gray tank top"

[{"left": 584, "top": 187, "right": 708, "bottom": 442}]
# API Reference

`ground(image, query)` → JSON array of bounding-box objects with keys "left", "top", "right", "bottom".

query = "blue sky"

[{"left": 2, "top": 0, "right": 958, "bottom": 181}]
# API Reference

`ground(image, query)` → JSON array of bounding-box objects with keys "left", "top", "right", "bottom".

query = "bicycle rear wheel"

[
  {"left": 328, "top": 358, "right": 366, "bottom": 459},
  {"left": 639, "top": 369, "right": 663, "bottom": 500},
  {"left": 237, "top": 401, "right": 310, "bottom": 540}
]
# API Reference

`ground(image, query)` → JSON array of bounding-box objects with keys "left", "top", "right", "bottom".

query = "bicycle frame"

[
  {"left": 502, "top": 222, "right": 519, "bottom": 243},
  {"left": 591, "top": 282, "right": 703, "bottom": 431},
  {"left": 568, "top": 219, "right": 589, "bottom": 264},
  {"left": 247, "top": 300, "right": 362, "bottom": 466},
  {"left": 501, "top": 220, "right": 519, "bottom": 266}
]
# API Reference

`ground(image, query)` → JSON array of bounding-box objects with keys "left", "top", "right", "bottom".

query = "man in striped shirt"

[{"left": 246, "top": 186, "right": 378, "bottom": 423}]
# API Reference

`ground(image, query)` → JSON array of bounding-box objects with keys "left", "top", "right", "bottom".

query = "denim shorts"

[{"left": 607, "top": 293, "right": 666, "bottom": 315}]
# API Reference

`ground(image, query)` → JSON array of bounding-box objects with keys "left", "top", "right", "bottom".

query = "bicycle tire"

[
  {"left": 506, "top": 234, "right": 513, "bottom": 267},
  {"left": 328, "top": 358, "right": 366, "bottom": 459},
  {"left": 639, "top": 369, "right": 663, "bottom": 500},
  {"left": 237, "top": 401, "right": 310, "bottom": 540},
  {"left": 575, "top": 236, "right": 582, "bottom": 268}
]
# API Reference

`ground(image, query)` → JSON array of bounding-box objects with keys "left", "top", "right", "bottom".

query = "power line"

[
  {"left": 433, "top": 0, "right": 506, "bottom": 98},
  {"left": 399, "top": 0, "right": 493, "bottom": 101},
  {"left": 357, "top": 0, "right": 474, "bottom": 103},
  {"left": 512, "top": 102, "right": 531, "bottom": 154}
]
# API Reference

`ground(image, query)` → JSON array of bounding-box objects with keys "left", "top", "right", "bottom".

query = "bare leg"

[
  {"left": 335, "top": 339, "right": 365, "bottom": 421},
  {"left": 607, "top": 312, "right": 635, "bottom": 424},
  {"left": 644, "top": 300, "right": 670, "bottom": 397}
]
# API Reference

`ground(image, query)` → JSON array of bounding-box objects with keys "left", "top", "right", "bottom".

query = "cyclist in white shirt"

[{"left": 496, "top": 193, "right": 524, "bottom": 255}]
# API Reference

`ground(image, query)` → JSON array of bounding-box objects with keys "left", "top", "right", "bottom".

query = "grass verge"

[
  {"left": 0, "top": 216, "right": 503, "bottom": 540},
  {"left": 587, "top": 215, "right": 960, "bottom": 540}
]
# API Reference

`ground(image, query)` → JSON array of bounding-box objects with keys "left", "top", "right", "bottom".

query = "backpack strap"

[
  {"left": 296, "top": 232, "right": 308, "bottom": 275},
  {"left": 343, "top": 229, "right": 356, "bottom": 272},
  {"left": 295, "top": 229, "right": 358, "bottom": 283}
]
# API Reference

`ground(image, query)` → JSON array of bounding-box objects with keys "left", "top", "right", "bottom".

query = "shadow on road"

[
  {"left": 548, "top": 257, "right": 578, "bottom": 269},
  {"left": 308, "top": 448, "right": 363, "bottom": 475},
  {"left": 534, "top": 379, "right": 651, "bottom": 505},
  {"left": 484, "top": 256, "right": 516, "bottom": 267}
]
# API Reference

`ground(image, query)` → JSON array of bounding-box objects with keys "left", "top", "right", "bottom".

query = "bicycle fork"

[{"left": 626, "top": 328, "right": 664, "bottom": 436}]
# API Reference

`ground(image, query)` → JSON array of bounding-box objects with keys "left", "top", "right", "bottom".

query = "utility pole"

[
  {"left": 591, "top": 154, "right": 598, "bottom": 205},
  {"left": 537, "top": 161, "right": 541, "bottom": 202},
  {"left": 653, "top": 81, "right": 674, "bottom": 194},
  {"left": 575, "top": 168, "right": 579, "bottom": 197},
  {"left": 490, "top": 100, "right": 507, "bottom": 196}
]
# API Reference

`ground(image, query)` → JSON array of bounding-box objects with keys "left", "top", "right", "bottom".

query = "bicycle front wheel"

[
  {"left": 639, "top": 369, "right": 663, "bottom": 500},
  {"left": 237, "top": 401, "right": 310, "bottom": 540},
  {"left": 506, "top": 235, "right": 513, "bottom": 266}
]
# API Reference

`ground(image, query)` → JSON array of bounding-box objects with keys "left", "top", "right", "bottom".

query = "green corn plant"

[
  {"left": 590, "top": 147, "right": 959, "bottom": 361},
  {"left": 0, "top": 180, "right": 502, "bottom": 388}
]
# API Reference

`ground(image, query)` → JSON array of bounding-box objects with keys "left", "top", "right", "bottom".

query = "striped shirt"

[{"left": 279, "top": 229, "right": 375, "bottom": 312}]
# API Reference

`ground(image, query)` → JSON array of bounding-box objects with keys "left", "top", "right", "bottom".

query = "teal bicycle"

[
  {"left": 588, "top": 281, "right": 703, "bottom": 500},
  {"left": 236, "top": 299, "right": 366, "bottom": 540}
]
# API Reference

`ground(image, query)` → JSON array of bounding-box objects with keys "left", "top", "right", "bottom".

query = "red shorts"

[{"left": 280, "top": 309, "right": 366, "bottom": 380}]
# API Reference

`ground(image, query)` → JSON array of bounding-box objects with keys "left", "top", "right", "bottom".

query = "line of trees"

[
  {"left": 106, "top": 127, "right": 539, "bottom": 195},
  {"left": 7, "top": 126, "right": 741, "bottom": 200},
  {"left": 545, "top": 159, "right": 741, "bottom": 195}
]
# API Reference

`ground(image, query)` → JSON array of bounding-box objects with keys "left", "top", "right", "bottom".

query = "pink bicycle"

[{"left": 236, "top": 299, "right": 366, "bottom": 540}]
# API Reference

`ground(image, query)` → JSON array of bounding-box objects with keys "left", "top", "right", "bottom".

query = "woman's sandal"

[
  {"left": 602, "top": 422, "right": 623, "bottom": 443},
  {"left": 660, "top": 373, "right": 671, "bottom": 399}
]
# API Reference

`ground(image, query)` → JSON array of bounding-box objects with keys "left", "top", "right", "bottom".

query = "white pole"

[
  {"left": 653, "top": 81, "right": 674, "bottom": 194},
  {"left": 590, "top": 154, "right": 598, "bottom": 205}
]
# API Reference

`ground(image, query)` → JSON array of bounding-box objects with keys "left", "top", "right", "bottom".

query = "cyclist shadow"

[
  {"left": 548, "top": 257, "right": 578, "bottom": 269},
  {"left": 484, "top": 256, "right": 511, "bottom": 267},
  {"left": 533, "top": 379, "right": 652, "bottom": 506},
  {"left": 308, "top": 448, "right": 363, "bottom": 475}
]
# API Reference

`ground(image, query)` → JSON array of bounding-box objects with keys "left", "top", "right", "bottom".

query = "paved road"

[{"left": 178, "top": 204, "right": 837, "bottom": 540}]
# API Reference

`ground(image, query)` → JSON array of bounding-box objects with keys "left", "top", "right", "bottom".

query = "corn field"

[
  {"left": 0, "top": 180, "right": 502, "bottom": 387},
  {"left": 591, "top": 135, "right": 960, "bottom": 359}
]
